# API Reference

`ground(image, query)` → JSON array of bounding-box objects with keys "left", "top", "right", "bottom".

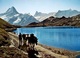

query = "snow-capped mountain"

[
  {"left": 34, "top": 11, "right": 56, "bottom": 21},
  {"left": 34, "top": 10, "right": 80, "bottom": 21},
  {"left": 0, "top": 7, "right": 39, "bottom": 26},
  {"left": 55, "top": 9, "right": 80, "bottom": 17}
]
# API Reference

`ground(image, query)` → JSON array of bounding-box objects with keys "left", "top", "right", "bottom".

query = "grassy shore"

[
  {"left": 38, "top": 44, "right": 79, "bottom": 58},
  {"left": 8, "top": 32, "right": 80, "bottom": 58}
]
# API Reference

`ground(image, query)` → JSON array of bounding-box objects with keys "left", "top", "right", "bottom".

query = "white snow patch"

[
  {"left": 13, "top": 17, "right": 21, "bottom": 24},
  {"left": 14, "top": 14, "right": 19, "bottom": 17}
]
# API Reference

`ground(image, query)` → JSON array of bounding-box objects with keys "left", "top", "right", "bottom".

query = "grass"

[
  {"left": 0, "top": 18, "right": 15, "bottom": 46},
  {"left": 0, "top": 18, "right": 13, "bottom": 29},
  {"left": 0, "top": 47, "right": 28, "bottom": 58},
  {"left": 0, "top": 28, "right": 11, "bottom": 46}
]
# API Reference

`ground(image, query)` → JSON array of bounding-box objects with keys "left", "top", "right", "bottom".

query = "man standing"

[
  {"left": 22, "top": 34, "right": 26, "bottom": 45},
  {"left": 18, "top": 33, "right": 22, "bottom": 48},
  {"left": 28, "top": 34, "right": 38, "bottom": 49}
]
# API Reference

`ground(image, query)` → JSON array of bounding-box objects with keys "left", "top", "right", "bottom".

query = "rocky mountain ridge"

[{"left": 28, "top": 14, "right": 80, "bottom": 27}]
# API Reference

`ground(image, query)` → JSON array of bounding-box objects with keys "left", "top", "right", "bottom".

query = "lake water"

[{"left": 14, "top": 26, "right": 80, "bottom": 51}]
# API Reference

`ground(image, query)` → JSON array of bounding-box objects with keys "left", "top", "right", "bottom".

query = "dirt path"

[
  {"left": 8, "top": 32, "right": 69, "bottom": 58},
  {"left": 35, "top": 45, "right": 68, "bottom": 58},
  {"left": 8, "top": 32, "right": 19, "bottom": 47},
  {"left": 8, "top": 32, "right": 28, "bottom": 55}
]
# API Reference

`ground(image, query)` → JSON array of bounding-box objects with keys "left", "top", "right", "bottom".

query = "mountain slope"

[
  {"left": 0, "top": 18, "right": 15, "bottom": 46},
  {"left": 0, "top": 18, "right": 14, "bottom": 29},
  {"left": 0, "top": 7, "right": 39, "bottom": 26}
]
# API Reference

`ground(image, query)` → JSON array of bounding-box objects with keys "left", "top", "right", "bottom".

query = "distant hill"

[
  {"left": 28, "top": 14, "right": 80, "bottom": 27},
  {"left": 0, "top": 7, "right": 39, "bottom": 26},
  {"left": 72, "top": 14, "right": 80, "bottom": 20}
]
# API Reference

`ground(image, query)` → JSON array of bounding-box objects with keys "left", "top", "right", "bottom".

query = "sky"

[{"left": 0, "top": 0, "right": 80, "bottom": 15}]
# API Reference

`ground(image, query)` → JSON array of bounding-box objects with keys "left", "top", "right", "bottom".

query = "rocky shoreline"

[{"left": 5, "top": 28, "right": 17, "bottom": 32}]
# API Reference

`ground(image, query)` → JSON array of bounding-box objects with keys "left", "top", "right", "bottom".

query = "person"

[
  {"left": 18, "top": 33, "right": 22, "bottom": 48},
  {"left": 28, "top": 34, "right": 38, "bottom": 49},
  {"left": 23, "top": 34, "right": 30, "bottom": 46},
  {"left": 22, "top": 34, "right": 26, "bottom": 45},
  {"left": 20, "top": 34, "right": 30, "bottom": 51},
  {"left": 26, "top": 34, "right": 30, "bottom": 45}
]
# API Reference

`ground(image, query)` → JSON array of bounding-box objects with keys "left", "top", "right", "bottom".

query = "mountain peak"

[
  {"left": 55, "top": 9, "right": 80, "bottom": 17},
  {"left": 6, "top": 6, "right": 19, "bottom": 15},
  {"left": 34, "top": 11, "right": 42, "bottom": 16},
  {"left": 10, "top": 6, "right": 16, "bottom": 10},
  {"left": 34, "top": 11, "right": 46, "bottom": 17}
]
